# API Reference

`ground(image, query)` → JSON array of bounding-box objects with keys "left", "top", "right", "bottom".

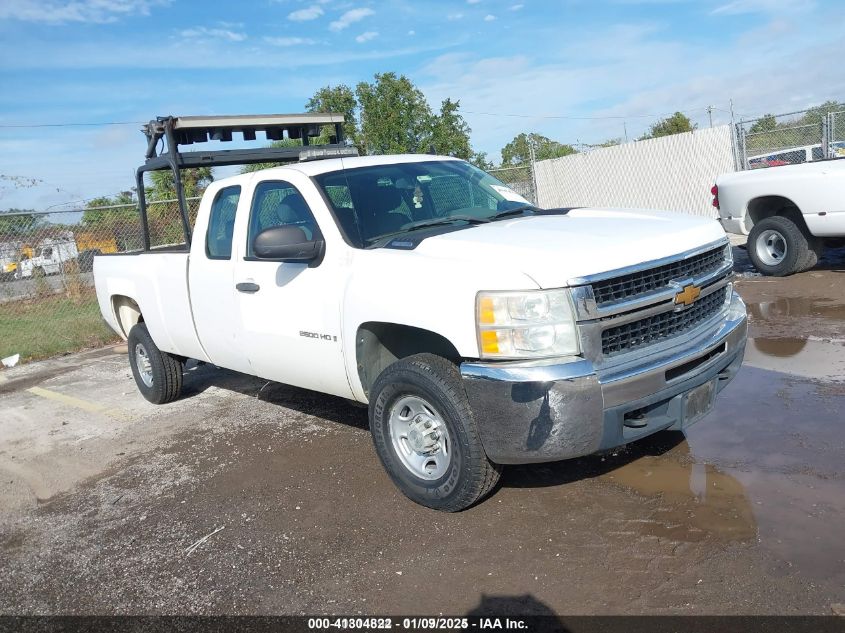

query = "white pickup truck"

[
  {"left": 95, "top": 153, "right": 747, "bottom": 511},
  {"left": 715, "top": 158, "right": 845, "bottom": 276}
]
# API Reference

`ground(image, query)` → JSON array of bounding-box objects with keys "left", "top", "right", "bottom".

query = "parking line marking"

[{"left": 26, "top": 386, "right": 131, "bottom": 421}]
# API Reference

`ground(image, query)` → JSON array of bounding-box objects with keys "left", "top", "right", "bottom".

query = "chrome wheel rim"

[
  {"left": 388, "top": 395, "right": 451, "bottom": 480},
  {"left": 134, "top": 343, "right": 153, "bottom": 388},
  {"left": 756, "top": 229, "right": 787, "bottom": 266}
]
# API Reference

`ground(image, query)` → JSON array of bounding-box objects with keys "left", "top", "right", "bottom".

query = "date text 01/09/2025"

[{"left": 306, "top": 617, "right": 529, "bottom": 630}]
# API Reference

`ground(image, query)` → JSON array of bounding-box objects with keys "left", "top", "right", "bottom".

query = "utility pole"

[
  {"left": 706, "top": 105, "right": 714, "bottom": 128},
  {"left": 623, "top": 121, "right": 628, "bottom": 143}
]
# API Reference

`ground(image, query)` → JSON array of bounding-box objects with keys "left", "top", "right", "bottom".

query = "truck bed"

[{"left": 93, "top": 252, "right": 209, "bottom": 362}]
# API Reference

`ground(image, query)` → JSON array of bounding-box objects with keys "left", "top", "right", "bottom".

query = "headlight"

[{"left": 476, "top": 289, "right": 580, "bottom": 359}]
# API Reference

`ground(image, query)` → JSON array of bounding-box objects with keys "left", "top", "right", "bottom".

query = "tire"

[
  {"left": 798, "top": 236, "right": 824, "bottom": 272},
  {"left": 369, "top": 353, "right": 501, "bottom": 512},
  {"left": 127, "top": 322, "right": 184, "bottom": 404},
  {"left": 747, "top": 215, "right": 814, "bottom": 276}
]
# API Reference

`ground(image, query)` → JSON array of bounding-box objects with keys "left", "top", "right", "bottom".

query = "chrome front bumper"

[{"left": 460, "top": 290, "right": 748, "bottom": 464}]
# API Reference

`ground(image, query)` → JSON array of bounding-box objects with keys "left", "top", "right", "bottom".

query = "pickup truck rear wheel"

[
  {"left": 369, "top": 353, "right": 501, "bottom": 512},
  {"left": 127, "top": 323, "right": 184, "bottom": 404},
  {"left": 748, "top": 215, "right": 815, "bottom": 276}
]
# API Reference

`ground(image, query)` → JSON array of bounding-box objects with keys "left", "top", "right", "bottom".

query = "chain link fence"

[
  {"left": 0, "top": 198, "right": 197, "bottom": 363},
  {"left": 829, "top": 110, "right": 845, "bottom": 158},
  {"left": 735, "top": 107, "right": 845, "bottom": 169},
  {"left": 488, "top": 165, "right": 536, "bottom": 204}
]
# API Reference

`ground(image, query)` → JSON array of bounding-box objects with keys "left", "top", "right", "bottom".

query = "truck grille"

[
  {"left": 591, "top": 245, "right": 726, "bottom": 307},
  {"left": 601, "top": 285, "right": 728, "bottom": 356}
]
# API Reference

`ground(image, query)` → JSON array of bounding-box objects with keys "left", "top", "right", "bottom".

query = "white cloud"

[
  {"left": 0, "top": 0, "right": 170, "bottom": 24},
  {"left": 417, "top": 19, "right": 843, "bottom": 160},
  {"left": 483, "top": 14, "right": 496, "bottom": 21},
  {"left": 408, "top": 29, "right": 416, "bottom": 36},
  {"left": 288, "top": 5, "right": 323, "bottom": 21},
  {"left": 711, "top": 0, "right": 814, "bottom": 15},
  {"left": 264, "top": 36, "right": 316, "bottom": 46},
  {"left": 510, "top": 3, "right": 524, "bottom": 10},
  {"left": 447, "top": 12, "right": 464, "bottom": 20},
  {"left": 180, "top": 26, "right": 247, "bottom": 42},
  {"left": 329, "top": 7, "right": 374, "bottom": 31},
  {"left": 355, "top": 30, "right": 378, "bottom": 43}
]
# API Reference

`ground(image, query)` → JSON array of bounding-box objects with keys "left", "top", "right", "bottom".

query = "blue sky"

[{"left": 1, "top": 0, "right": 843, "bottom": 211}]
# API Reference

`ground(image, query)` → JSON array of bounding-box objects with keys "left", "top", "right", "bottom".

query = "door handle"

[{"left": 236, "top": 282, "right": 260, "bottom": 293}]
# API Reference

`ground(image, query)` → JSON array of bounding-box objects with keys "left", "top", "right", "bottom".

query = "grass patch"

[{"left": 0, "top": 289, "right": 119, "bottom": 362}]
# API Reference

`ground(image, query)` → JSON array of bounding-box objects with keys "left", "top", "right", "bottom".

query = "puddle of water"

[
  {"left": 743, "top": 295, "right": 845, "bottom": 379},
  {"left": 689, "top": 365, "right": 845, "bottom": 580},
  {"left": 597, "top": 363, "right": 845, "bottom": 583},
  {"left": 746, "top": 337, "right": 845, "bottom": 380},
  {"left": 747, "top": 296, "right": 845, "bottom": 322},
  {"left": 601, "top": 445, "right": 757, "bottom": 543}
]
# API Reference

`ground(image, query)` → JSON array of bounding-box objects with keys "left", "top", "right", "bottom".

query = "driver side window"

[{"left": 246, "top": 181, "right": 320, "bottom": 258}]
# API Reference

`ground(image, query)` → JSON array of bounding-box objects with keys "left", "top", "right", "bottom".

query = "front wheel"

[
  {"left": 369, "top": 354, "right": 501, "bottom": 512},
  {"left": 127, "top": 322, "right": 184, "bottom": 404}
]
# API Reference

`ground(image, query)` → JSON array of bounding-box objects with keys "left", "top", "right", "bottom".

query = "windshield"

[{"left": 312, "top": 160, "right": 533, "bottom": 247}]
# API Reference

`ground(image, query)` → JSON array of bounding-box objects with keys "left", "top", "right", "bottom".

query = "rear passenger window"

[
  {"left": 246, "top": 181, "right": 320, "bottom": 258},
  {"left": 206, "top": 185, "right": 241, "bottom": 259}
]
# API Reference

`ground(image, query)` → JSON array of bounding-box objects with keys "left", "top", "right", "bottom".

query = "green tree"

[
  {"left": 83, "top": 191, "right": 136, "bottom": 224},
  {"left": 501, "top": 132, "right": 577, "bottom": 166},
  {"left": 470, "top": 151, "right": 495, "bottom": 171},
  {"left": 148, "top": 167, "right": 213, "bottom": 201},
  {"left": 240, "top": 138, "right": 303, "bottom": 173},
  {"left": 430, "top": 98, "right": 472, "bottom": 159},
  {"left": 0, "top": 208, "right": 41, "bottom": 236},
  {"left": 306, "top": 84, "right": 359, "bottom": 146},
  {"left": 641, "top": 112, "right": 697, "bottom": 139},
  {"left": 799, "top": 100, "right": 845, "bottom": 126},
  {"left": 749, "top": 114, "right": 776, "bottom": 134},
  {"left": 597, "top": 138, "right": 623, "bottom": 148},
  {"left": 355, "top": 72, "right": 434, "bottom": 155}
]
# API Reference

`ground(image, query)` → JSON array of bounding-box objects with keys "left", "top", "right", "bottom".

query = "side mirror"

[{"left": 252, "top": 225, "right": 324, "bottom": 264}]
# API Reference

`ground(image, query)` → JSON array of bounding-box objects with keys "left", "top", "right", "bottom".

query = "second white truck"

[
  {"left": 715, "top": 157, "right": 845, "bottom": 276},
  {"left": 94, "top": 115, "right": 747, "bottom": 512}
]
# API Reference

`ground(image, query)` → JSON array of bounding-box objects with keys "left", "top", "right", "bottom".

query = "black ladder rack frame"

[{"left": 136, "top": 113, "right": 346, "bottom": 250}]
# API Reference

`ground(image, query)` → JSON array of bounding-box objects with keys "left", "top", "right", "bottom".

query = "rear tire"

[
  {"left": 127, "top": 322, "right": 184, "bottom": 404},
  {"left": 369, "top": 354, "right": 501, "bottom": 512},
  {"left": 748, "top": 215, "right": 813, "bottom": 276},
  {"left": 798, "top": 236, "right": 824, "bottom": 272}
]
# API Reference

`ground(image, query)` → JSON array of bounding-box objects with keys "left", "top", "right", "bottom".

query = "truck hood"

[{"left": 411, "top": 208, "right": 727, "bottom": 288}]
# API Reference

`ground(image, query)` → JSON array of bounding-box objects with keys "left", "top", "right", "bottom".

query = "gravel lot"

[{"left": 1, "top": 244, "right": 844, "bottom": 616}]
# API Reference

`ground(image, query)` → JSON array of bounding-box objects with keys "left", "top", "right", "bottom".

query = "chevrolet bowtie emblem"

[{"left": 674, "top": 284, "right": 701, "bottom": 307}]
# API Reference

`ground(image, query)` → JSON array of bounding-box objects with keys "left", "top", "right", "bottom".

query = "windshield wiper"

[
  {"left": 487, "top": 204, "right": 539, "bottom": 221},
  {"left": 401, "top": 215, "right": 490, "bottom": 231},
  {"left": 366, "top": 215, "right": 490, "bottom": 246}
]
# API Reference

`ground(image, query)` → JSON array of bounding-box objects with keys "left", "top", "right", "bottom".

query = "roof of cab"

[
  {"left": 217, "top": 153, "right": 464, "bottom": 187},
  {"left": 280, "top": 153, "right": 461, "bottom": 176}
]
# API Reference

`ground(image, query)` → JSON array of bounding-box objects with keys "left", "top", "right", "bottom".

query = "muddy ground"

[{"left": 1, "top": 244, "right": 844, "bottom": 616}]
